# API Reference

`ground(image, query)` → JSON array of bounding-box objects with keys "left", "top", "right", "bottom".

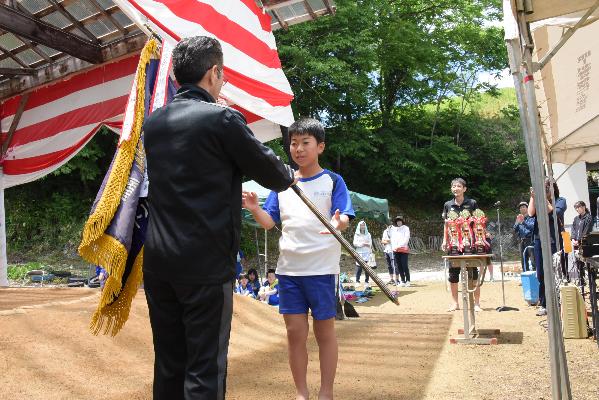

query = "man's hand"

[
  {"left": 330, "top": 209, "right": 343, "bottom": 230},
  {"left": 242, "top": 191, "right": 260, "bottom": 211},
  {"left": 516, "top": 214, "right": 524, "bottom": 224}
]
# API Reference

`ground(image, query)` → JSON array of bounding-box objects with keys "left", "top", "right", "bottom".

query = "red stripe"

[
  {"left": 9, "top": 95, "right": 128, "bottom": 147},
  {"left": 128, "top": 0, "right": 292, "bottom": 107},
  {"left": 1, "top": 56, "right": 138, "bottom": 117},
  {"left": 231, "top": 105, "right": 263, "bottom": 124},
  {"left": 154, "top": 0, "right": 280, "bottom": 68},
  {"left": 523, "top": 75, "right": 534, "bottom": 83},
  {"left": 3, "top": 124, "right": 101, "bottom": 175},
  {"left": 239, "top": 0, "right": 272, "bottom": 32}
]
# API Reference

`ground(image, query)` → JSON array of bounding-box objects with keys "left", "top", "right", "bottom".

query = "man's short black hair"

[
  {"left": 266, "top": 268, "right": 276, "bottom": 275},
  {"left": 288, "top": 117, "right": 325, "bottom": 143},
  {"left": 172, "top": 36, "right": 223, "bottom": 85},
  {"left": 451, "top": 177, "right": 467, "bottom": 187}
]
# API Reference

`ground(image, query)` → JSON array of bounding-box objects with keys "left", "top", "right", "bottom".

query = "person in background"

[
  {"left": 514, "top": 201, "right": 534, "bottom": 272},
  {"left": 353, "top": 220, "right": 372, "bottom": 288},
  {"left": 441, "top": 178, "right": 481, "bottom": 312},
  {"left": 391, "top": 216, "right": 411, "bottom": 287},
  {"left": 258, "top": 269, "right": 279, "bottom": 305},
  {"left": 381, "top": 224, "right": 397, "bottom": 285},
  {"left": 571, "top": 201, "right": 593, "bottom": 247},
  {"left": 526, "top": 179, "right": 566, "bottom": 316},
  {"left": 247, "top": 268, "right": 261, "bottom": 298},
  {"left": 235, "top": 250, "right": 246, "bottom": 279},
  {"left": 235, "top": 273, "right": 254, "bottom": 298}
]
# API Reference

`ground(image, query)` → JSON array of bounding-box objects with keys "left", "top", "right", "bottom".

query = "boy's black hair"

[
  {"left": 266, "top": 268, "right": 276, "bottom": 275},
  {"left": 288, "top": 117, "right": 325, "bottom": 143},
  {"left": 172, "top": 36, "right": 223, "bottom": 85},
  {"left": 544, "top": 178, "right": 560, "bottom": 198},
  {"left": 451, "top": 177, "right": 467, "bottom": 187},
  {"left": 238, "top": 273, "right": 248, "bottom": 280},
  {"left": 574, "top": 200, "right": 586, "bottom": 209},
  {"left": 247, "top": 268, "right": 258, "bottom": 281}
]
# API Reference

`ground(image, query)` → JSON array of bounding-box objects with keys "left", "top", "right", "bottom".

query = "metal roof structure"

[
  {"left": 261, "top": 0, "right": 335, "bottom": 30},
  {"left": 0, "top": 0, "right": 335, "bottom": 101}
]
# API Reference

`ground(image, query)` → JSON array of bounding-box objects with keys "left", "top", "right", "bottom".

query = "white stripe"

[
  {"left": 196, "top": 0, "right": 277, "bottom": 49},
  {"left": 118, "top": 67, "right": 141, "bottom": 144},
  {"left": 6, "top": 123, "right": 98, "bottom": 159},
  {"left": 1, "top": 75, "right": 134, "bottom": 132},
  {"left": 247, "top": 118, "right": 282, "bottom": 143},
  {"left": 223, "top": 83, "right": 294, "bottom": 127},
  {"left": 151, "top": 40, "right": 174, "bottom": 112},
  {"left": 127, "top": 1, "right": 292, "bottom": 94},
  {"left": 3, "top": 129, "right": 100, "bottom": 189}
]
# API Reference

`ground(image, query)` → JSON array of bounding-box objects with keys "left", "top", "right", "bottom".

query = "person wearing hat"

[
  {"left": 514, "top": 200, "right": 534, "bottom": 272},
  {"left": 390, "top": 215, "right": 411, "bottom": 287}
]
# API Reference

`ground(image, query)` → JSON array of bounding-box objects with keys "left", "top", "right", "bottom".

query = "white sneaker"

[
  {"left": 399, "top": 282, "right": 406, "bottom": 287},
  {"left": 364, "top": 282, "right": 370, "bottom": 288},
  {"left": 404, "top": 282, "right": 411, "bottom": 287}
]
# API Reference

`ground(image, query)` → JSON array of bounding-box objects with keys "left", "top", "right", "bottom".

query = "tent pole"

[
  {"left": 518, "top": 19, "right": 572, "bottom": 399},
  {"left": 0, "top": 167, "right": 8, "bottom": 287}
]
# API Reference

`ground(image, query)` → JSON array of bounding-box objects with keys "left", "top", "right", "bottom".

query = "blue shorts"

[{"left": 277, "top": 274, "right": 336, "bottom": 320}]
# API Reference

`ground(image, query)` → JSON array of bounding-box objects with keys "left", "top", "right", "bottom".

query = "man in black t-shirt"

[{"left": 441, "top": 178, "right": 481, "bottom": 312}]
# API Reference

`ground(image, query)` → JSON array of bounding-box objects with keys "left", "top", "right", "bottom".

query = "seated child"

[
  {"left": 235, "top": 273, "right": 255, "bottom": 298},
  {"left": 247, "top": 268, "right": 261, "bottom": 298},
  {"left": 258, "top": 269, "right": 279, "bottom": 306}
]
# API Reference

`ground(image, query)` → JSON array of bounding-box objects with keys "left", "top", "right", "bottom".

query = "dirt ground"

[{"left": 1, "top": 280, "right": 597, "bottom": 400}]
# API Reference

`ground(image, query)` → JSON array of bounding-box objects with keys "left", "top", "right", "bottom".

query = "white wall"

[{"left": 552, "top": 162, "right": 590, "bottom": 230}]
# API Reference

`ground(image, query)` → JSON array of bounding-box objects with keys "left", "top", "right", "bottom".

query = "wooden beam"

[
  {"left": 271, "top": 9, "right": 288, "bottom": 30},
  {"left": 0, "top": 67, "right": 34, "bottom": 75},
  {"left": 0, "top": 32, "right": 147, "bottom": 100},
  {"left": 1, "top": 93, "right": 29, "bottom": 156},
  {"left": 303, "top": 0, "right": 317, "bottom": 19},
  {"left": 47, "top": 0, "right": 100, "bottom": 43},
  {"left": 0, "top": 4, "right": 103, "bottom": 64},
  {"left": 322, "top": 0, "right": 335, "bottom": 14}
]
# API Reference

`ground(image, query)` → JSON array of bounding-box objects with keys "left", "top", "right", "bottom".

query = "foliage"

[
  {"left": 275, "top": 0, "right": 528, "bottom": 207},
  {"left": 7, "top": 262, "right": 44, "bottom": 280}
]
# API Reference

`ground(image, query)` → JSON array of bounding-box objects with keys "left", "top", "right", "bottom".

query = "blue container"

[{"left": 521, "top": 271, "right": 539, "bottom": 304}]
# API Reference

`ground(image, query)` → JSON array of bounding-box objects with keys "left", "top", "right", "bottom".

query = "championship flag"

[{"left": 78, "top": 39, "right": 175, "bottom": 335}]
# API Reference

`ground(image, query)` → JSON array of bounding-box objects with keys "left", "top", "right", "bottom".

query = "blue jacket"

[{"left": 514, "top": 216, "right": 534, "bottom": 240}]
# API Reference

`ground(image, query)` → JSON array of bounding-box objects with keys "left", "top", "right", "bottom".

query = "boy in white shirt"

[{"left": 243, "top": 118, "right": 354, "bottom": 400}]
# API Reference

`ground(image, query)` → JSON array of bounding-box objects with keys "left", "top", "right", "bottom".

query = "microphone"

[{"left": 493, "top": 201, "right": 501, "bottom": 207}]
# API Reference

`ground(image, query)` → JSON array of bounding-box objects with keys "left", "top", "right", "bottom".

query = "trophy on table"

[
  {"left": 458, "top": 210, "right": 474, "bottom": 254},
  {"left": 444, "top": 210, "right": 461, "bottom": 255},
  {"left": 471, "top": 209, "right": 491, "bottom": 254}
]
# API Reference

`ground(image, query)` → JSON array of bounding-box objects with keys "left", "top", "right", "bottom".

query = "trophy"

[
  {"left": 458, "top": 210, "right": 474, "bottom": 254},
  {"left": 444, "top": 210, "right": 461, "bottom": 255},
  {"left": 471, "top": 209, "right": 491, "bottom": 254}
]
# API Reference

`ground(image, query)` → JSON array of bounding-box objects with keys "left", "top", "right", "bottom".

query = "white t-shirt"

[
  {"left": 382, "top": 226, "right": 394, "bottom": 253},
  {"left": 390, "top": 225, "right": 410, "bottom": 251},
  {"left": 263, "top": 169, "right": 355, "bottom": 276}
]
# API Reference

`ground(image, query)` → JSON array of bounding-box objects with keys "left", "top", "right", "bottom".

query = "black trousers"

[
  {"left": 393, "top": 252, "right": 410, "bottom": 283},
  {"left": 144, "top": 270, "right": 233, "bottom": 400}
]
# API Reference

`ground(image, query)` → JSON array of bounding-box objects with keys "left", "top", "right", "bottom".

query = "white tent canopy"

[{"left": 504, "top": 0, "right": 599, "bottom": 164}]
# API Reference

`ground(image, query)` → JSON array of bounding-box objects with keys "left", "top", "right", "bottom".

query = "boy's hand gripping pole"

[{"left": 291, "top": 185, "right": 399, "bottom": 305}]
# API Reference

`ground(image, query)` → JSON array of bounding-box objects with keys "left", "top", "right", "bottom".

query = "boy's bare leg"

[
  {"left": 450, "top": 282, "right": 459, "bottom": 310},
  {"left": 284, "top": 314, "right": 310, "bottom": 400},
  {"left": 313, "top": 318, "right": 337, "bottom": 400}
]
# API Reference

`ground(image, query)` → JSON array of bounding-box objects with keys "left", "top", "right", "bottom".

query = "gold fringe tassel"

[
  {"left": 78, "top": 38, "right": 158, "bottom": 335},
  {"left": 89, "top": 249, "right": 144, "bottom": 336}
]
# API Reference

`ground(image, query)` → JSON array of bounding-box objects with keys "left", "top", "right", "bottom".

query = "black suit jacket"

[{"left": 143, "top": 84, "right": 293, "bottom": 284}]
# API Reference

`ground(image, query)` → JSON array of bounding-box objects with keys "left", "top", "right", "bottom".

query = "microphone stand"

[{"left": 496, "top": 202, "right": 519, "bottom": 312}]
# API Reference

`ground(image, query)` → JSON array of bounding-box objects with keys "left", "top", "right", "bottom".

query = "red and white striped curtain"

[{"left": 0, "top": 0, "right": 294, "bottom": 189}]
